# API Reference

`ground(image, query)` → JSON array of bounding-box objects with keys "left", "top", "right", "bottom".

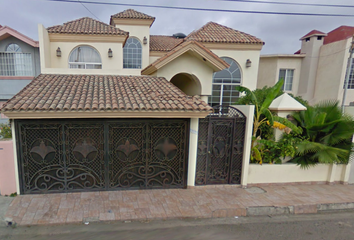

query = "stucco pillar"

[
  {"left": 200, "top": 95, "right": 208, "bottom": 103},
  {"left": 231, "top": 105, "right": 255, "bottom": 188},
  {"left": 187, "top": 118, "right": 199, "bottom": 187},
  {"left": 11, "top": 120, "right": 20, "bottom": 195}
]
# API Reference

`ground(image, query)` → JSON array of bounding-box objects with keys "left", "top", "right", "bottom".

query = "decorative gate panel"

[
  {"left": 195, "top": 106, "right": 246, "bottom": 185},
  {"left": 16, "top": 119, "right": 189, "bottom": 194}
]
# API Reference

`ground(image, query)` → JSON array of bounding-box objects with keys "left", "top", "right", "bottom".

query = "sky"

[{"left": 1, "top": 0, "right": 354, "bottom": 54}]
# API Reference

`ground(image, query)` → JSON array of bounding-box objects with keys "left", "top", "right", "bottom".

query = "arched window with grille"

[
  {"left": 68, "top": 46, "right": 102, "bottom": 69},
  {"left": 6, "top": 43, "right": 22, "bottom": 52},
  {"left": 123, "top": 38, "right": 142, "bottom": 69},
  {"left": 208, "top": 57, "right": 242, "bottom": 107}
]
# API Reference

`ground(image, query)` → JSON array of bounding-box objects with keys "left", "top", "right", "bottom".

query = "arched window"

[
  {"left": 209, "top": 57, "right": 241, "bottom": 107},
  {"left": 123, "top": 38, "right": 142, "bottom": 69},
  {"left": 6, "top": 43, "right": 22, "bottom": 52},
  {"left": 69, "top": 46, "right": 102, "bottom": 69}
]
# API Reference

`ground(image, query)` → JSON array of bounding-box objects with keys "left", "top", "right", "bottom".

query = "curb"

[{"left": 246, "top": 202, "right": 354, "bottom": 216}]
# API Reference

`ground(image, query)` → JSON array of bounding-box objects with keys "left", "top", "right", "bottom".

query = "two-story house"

[
  {"left": 0, "top": 25, "right": 40, "bottom": 123},
  {"left": 257, "top": 26, "right": 354, "bottom": 106},
  {"left": 1, "top": 9, "right": 263, "bottom": 194}
]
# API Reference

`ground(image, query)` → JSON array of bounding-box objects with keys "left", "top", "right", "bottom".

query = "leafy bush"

[
  {"left": 291, "top": 101, "right": 354, "bottom": 168},
  {"left": 0, "top": 123, "right": 12, "bottom": 139}
]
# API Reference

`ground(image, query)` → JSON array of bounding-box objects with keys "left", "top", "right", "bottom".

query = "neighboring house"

[
  {"left": 0, "top": 25, "right": 40, "bottom": 123},
  {"left": 1, "top": 9, "right": 262, "bottom": 194},
  {"left": 258, "top": 26, "right": 354, "bottom": 106}
]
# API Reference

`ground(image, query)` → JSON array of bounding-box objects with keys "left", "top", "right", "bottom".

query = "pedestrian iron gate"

[
  {"left": 195, "top": 105, "right": 246, "bottom": 185},
  {"left": 15, "top": 119, "right": 189, "bottom": 194}
]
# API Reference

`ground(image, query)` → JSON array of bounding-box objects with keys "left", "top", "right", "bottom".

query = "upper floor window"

[
  {"left": 123, "top": 38, "right": 142, "bottom": 69},
  {"left": 209, "top": 57, "right": 241, "bottom": 107},
  {"left": 69, "top": 46, "right": 102, "bottom": 69},
  {"left": 279, "top": 69, "right": 294, "bottom": 91},
  {"left": 346, "top": 59, "right": 354, "bottom": 89},
  {"left": 0, "top": 43, "right": 33, "bottom": 76},
  {"left": 6, "top": 43, "right": 22, "bottom": 52}
]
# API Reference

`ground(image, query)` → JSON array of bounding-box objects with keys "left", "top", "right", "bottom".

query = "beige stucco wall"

[
  {"left": 210, "top": 49, "right": 261, "bottom": 91},
  {"left": 156, "top": 52, "right": 214, "bottom": 96},
  {"left": 38, "top": 24, "right": 51, "bottom": 70},
  {"left": 49, "top": 42, "right": 124, "bottom": 70},
  {"left": 258, "top": 56, "right": 302, "bottom": 95},
  {"left": 114, "top": 24, "right": 150, "bottom": 70},
  {"left": 313, "top": 39, "right": 349, "bottom": 105},
  {"left": 149, "top": 56, "right": 160, "bottom": 64},
  {"left": 247, "top": 164, "right": 348, "bottom": 184}
]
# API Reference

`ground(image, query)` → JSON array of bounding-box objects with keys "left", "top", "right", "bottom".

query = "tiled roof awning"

[
  {"left": 0, "top": 74, "right": 212, "bottom": 119},
  {"left": 47, "top": 17, "right": 128, "bottom": 36},
  {"left": 186, "top": 22, "right": 263, "bottom": 45}
]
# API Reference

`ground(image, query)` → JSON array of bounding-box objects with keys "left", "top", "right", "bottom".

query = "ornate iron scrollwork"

[
  {"left": 155, "top": 137, "right": 178, "bottom": 161},
  {"left": 195, "top": 105, "right": 246, "bottom": 185},
  {"left": 30, "top": 139, "right": 56, "bottom": 164},
  {"left": 73, "top": 138, "right": 98, "bottom": 162},
  {"left": 116, "top": 138, "right": 139, "bottom": 161}
]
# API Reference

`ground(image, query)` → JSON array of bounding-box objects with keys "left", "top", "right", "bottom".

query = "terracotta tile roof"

[
  {"left": 1, "top": 74, "right": 211, "bottom": 113},
  {"left": 324, "top": 26, "right": 354, "bottom": 45},
  {"left": 111, "top": 9, "right": 155, "bottom": 20},
  {"left": 142, "top": 40, "right": 229, "bottom": 75},
  {"left": 185, "top": 22, "right": 263, "bottom": 44},
  {"left": 150, "top": 35, "right": 184, "bottom": 52},
  {"left": 47, "top": 17, "right": 128, "bottom": 36},
  {"left": 300, "top": 30, "right": 326, "bottom": 40}
]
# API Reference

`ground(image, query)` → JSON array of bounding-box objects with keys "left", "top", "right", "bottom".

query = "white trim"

[
  {"left": 187, "top": 118, "right": 199, "bottom": 187},
  {"left": 11, "top": 120, "right": 20, "bottom": 195}
]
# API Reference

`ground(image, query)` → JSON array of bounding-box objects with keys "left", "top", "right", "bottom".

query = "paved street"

[{"left": 1, "top": 211, "right": 354, "bottom": 240}]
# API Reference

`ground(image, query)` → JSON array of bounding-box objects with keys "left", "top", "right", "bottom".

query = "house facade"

[
  {"left": 1, "top": 9, "right": 262, "bottom": 194},
  {"left": 0, "top": 25, "right": 40, "bottom": 123},
  {"left": 257, "top": 26, "right": 354, "bottom": 106}
]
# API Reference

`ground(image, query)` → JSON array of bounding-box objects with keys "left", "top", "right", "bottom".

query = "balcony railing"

[{"left": 0, "top": 52, "right": 33, "bottom": 76}]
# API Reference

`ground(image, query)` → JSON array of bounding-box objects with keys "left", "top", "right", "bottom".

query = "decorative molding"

[
  {"left": 0, "top": 76, "right": 34, "bottom": 80},
  {"left": 203, "top": 43, "right": 263, "bottom": 50},
  {"left": 4, "top": 110, "right": 211, "bottom": 119},
  {"left": 49, "top": 33, "right": 127, "bottom": 43},
  {"left": 111, "top": 18, "right": 154, "bottom": 27}
]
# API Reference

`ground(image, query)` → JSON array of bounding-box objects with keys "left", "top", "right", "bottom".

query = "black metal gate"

[
  {"left": 195, "top": 105, "right": 246, "bottom": 185},
  {"left": 15, "top": 119, "right": 189, "bottom": 194}
]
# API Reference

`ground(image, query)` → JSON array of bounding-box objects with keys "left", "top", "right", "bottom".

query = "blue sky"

[{"left": 2, "top": 0, "right": 354, "bottom": 54}]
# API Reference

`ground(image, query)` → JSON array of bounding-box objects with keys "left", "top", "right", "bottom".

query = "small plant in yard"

[{"left": 0, "top": 122, "right": 12, "bottom": 139}]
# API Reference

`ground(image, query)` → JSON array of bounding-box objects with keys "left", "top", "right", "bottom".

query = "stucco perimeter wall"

[
  {"left": 156, "top": 52, "right": 214, "bottom": 96},
  {"left": 211, "top": 49, "right": 261, "bottom": 91},
  {"left": 0, "top": 140, "right": 17, "bottom": 195},
  {"left": 247, "top": 164, "right": 349, "bottom": 185}
]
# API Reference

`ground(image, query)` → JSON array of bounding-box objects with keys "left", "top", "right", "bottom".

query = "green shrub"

[{"left": 0, "top": 123, "right": 12, "bottom": 139}]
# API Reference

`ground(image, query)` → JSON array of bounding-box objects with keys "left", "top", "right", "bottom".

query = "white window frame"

[
  {"left": 279, "top": 69, "right": 294, "bottom": 92},
  {"left": 68, "top": 46, "right": 102, "bottom": 69},
  {"left": 123, "top": 38, "right": 142, "bottom": 69}
]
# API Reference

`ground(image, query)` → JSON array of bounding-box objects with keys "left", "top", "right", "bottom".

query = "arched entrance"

[{"left": 170, "top": 73, "right": 202, "bottom": 96}]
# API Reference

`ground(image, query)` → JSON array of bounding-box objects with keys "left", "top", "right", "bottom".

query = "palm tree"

[{"left": 291, "top": 101, "right": 354, "bottom": 168}]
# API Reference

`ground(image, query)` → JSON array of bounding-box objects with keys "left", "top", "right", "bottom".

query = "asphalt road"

[{"left": 1, "top": 211, "right": 354, "bottom": 240}]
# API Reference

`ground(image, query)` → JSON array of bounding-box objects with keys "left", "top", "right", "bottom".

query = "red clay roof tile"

[
  {"left": 1, "top": 74, "right": 211, "bottom": 113},
  {"left": 150, "top": 35, "right": 184, "bottom": 52},
  {"left": 324, "top": 26, "right": 354, "bottom": 45},
  {"left": 47, "top": 17, "right": 128, "bottom": 36},
  {"left": 111, "top": 9, "right": 155, "bottom": 20},
  {"left": 185, "top": 22, "right": 263, "bottom": 44}
]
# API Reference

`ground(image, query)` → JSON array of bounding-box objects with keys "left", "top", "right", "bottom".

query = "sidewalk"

[{"left": 4, "top": 184, "right": 354, "bottom": 226}]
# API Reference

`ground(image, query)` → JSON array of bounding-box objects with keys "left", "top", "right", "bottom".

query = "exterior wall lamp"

[
  {"left": 246, "top": 59, "right": 252, "bottom": 68},
  {"left": 143, "top": 36, "right": 147, "bottom": 45},
  {"left": 108, "top": 48, "right": 113, "bottom": 58},
  {"left": 56, "top": 47, "right": 61, "bottom": 57}
]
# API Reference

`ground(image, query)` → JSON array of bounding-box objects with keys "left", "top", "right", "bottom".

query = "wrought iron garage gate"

[
  {"left": 15, "top": 119, "right": 189, "bottom": 194},
  {"left": 195, "top": 106, "right": 246, "bottom": 185}
]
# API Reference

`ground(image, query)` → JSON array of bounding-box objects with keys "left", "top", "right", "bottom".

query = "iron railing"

[{"left": 0, "top": 52, "right": 33, "bottom": 76}]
